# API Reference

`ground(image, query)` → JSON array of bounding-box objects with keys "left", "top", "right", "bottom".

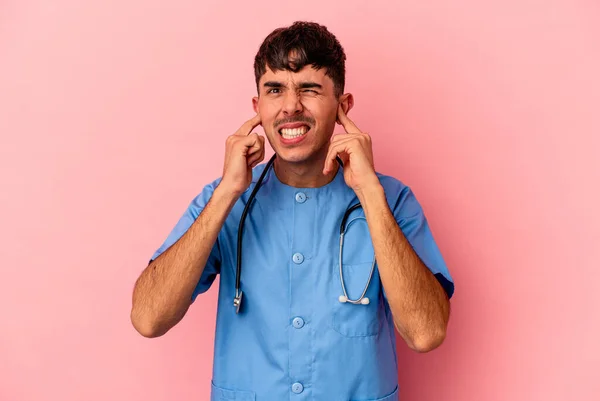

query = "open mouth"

[{"left": 278, "top": 125, "right": 310, "bottom": 140}]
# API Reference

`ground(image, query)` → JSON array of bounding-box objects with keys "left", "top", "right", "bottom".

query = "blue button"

[
  {"left": 292, "top": 317, "right": 305, "bottom": 329},
  {"left": 295, "top": 192, "right": 307, "bottom": 203},
  {"left": 292, "top": 253, "right": 304, "bottom": 264},
  {"left": 292, "top": 382, "right": 304, "bottom": 394}
]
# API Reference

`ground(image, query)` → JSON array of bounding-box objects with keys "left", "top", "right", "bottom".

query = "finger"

[
  {"left": 248, "top": 146, "right": 265, "bottom": 167},
  {"left": 329, "top": 136, "right": 359, "bottom": 153},
  {"left": 248, "top": 149, "right": 265, "bottom": 168},
  {"left": 330, "top": 131, "right": 362, "bottom": 143},
  {"left": 236, "top": 113, "right": 262, "bottom": 136},
  {"left": 329, "top": 132, "right": 346, "bottom": 142},
  {"left": 330, "top": 130, "right": 364, "bottom": 144},
  {"left": 324, "top": 136, "right": 366, "bottom": 173},
  {"left": 248, "top": 132, "right": 265, "bottom": 156},
  {"left": 247, "top": 136, "right": 265, "bottom": 165},
  {"left": 247, "top": 152, "right": 261, "bottom": 167},
  {"left": 338, "top": 152, "right": 350, "bottom": 166},
  {"left": 243, "top": 133, "right": 263, "bottom": 155},
  {"left": 323, "top": 140, "right": 351, "bottom": 174},
  {"left": 337, "top": 104, "right": 360, "bottom": 134}
]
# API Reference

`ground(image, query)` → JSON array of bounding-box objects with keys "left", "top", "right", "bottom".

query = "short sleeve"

[
  {"left": 149, "top": 183, "right": 221, "bottom": 302},
  {"left": 389, "top": 185, "right": 454, "bottom": 299}
]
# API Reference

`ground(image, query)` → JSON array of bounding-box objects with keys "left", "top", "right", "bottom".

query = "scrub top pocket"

[
  {"left": 210, "top": 381, "right": 256, "bottom": 401},
  {"left": 332, "top": 261, "right": 385, "bottom": 337},
  {"left": 332, "top": 211, "right": 385, "bottom": 338},
  {"left": 350, "top": 385, "right": 399, "bottom": 401}
]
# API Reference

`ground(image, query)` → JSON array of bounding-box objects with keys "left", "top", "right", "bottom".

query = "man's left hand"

[{"left": 323, "top": 104, "right": 381, "bottom": 195}]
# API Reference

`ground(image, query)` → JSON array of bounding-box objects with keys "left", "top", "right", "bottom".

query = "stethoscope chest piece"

[{"left": 234, "top": 290, "right": 243, "bottom": 314}]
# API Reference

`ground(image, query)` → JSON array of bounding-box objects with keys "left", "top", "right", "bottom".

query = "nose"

[{"left": 282, "top": 90, "right": 303, "bottom": 117}]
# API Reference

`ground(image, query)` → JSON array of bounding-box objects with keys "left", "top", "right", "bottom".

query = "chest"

[{"left": 219, "top": 191, "right": 377, "bottom": 301}]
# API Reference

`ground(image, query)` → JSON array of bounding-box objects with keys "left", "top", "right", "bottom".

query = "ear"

[
  {"left": 252, "top": 96, "right": 259, "bottom": 114},
  {"left": 336, "top": 93, "right": 354, "bottom": 124}
]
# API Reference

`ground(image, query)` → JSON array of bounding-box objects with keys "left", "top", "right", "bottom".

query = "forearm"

[
  {"left": 131, "top": 184, "right": 239, "bottom": 337},
  {"left": 357, "top": 185, "right": 449, "bottom": 352}
]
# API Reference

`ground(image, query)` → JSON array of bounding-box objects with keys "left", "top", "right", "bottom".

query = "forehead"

[{"left": 259, "top": 65, "right": 334, "bottom": 89}]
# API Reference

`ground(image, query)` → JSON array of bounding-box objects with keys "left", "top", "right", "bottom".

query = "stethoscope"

[{"left": 234, "top": 154, "right": 376, "bottom": 314}]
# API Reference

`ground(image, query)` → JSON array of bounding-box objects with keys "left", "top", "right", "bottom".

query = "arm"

[
  {"left": 131, "top": 113, "right": 265, "bottom": 338},
  {"left": 130, "top": 185, "right": 239, "bottom": 338},
  {"left": 357, "top": 184, "right": 450, "bottom": 352},
  {"left": 324, "top": 103, "right": 450, "bottom": 353}
]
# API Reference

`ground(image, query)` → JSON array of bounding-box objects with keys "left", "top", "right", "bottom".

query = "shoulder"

[
  {"left": 376, "top": 172, "right": 408, "bottom": 194},
  {"left": 375, "top": 171, "right": 411, "bottom": 201},
  {"left": 190, "top": 176, "right": 222, "bottom": 204},
  {"left": 375, "top": 171, "right": 423, "bottom": 219},
  {"left": 188, "top": 162, "right": 271, "bottom": 210}
]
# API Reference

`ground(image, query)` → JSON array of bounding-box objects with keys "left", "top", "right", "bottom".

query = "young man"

[{"left": 131, "top": 21, "right": 454, "bottom": 401}]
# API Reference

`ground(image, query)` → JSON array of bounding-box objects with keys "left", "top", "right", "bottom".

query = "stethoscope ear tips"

[{"left": 338, "top": 295, "right": 370, "bottom": 305}]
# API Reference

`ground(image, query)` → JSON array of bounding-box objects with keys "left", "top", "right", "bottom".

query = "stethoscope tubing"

[{"left": 234, "top": 154, "right": 375, "bottom": 313}]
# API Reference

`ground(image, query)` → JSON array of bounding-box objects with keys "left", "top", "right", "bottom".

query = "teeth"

[{"left": 280, "top": 126, "right": 308, "bottom": 139}]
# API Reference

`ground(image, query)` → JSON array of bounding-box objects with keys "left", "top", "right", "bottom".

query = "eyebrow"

[
  {"left": 263, "top": 81, "right": 284, "bottom": 88},
  {"left": 298, "top": 82, "right": 322, "bottom": 90},
  {"left": 262, "top": 81, "right": 323, "bottom": 90}
]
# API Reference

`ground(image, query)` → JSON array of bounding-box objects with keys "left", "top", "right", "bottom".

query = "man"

[{"left": 131, "top": 21, "right": 454, "bottom": 401}]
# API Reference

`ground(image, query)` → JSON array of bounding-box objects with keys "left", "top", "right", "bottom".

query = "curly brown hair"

[{"left": 254, "top": 21, "right": 347, "bottom": 97}]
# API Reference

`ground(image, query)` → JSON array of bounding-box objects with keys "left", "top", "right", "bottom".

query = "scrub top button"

[
  {"left": 292, "top": 253, "right": 304, "bottom": 264},
  {"left": 292, "top": 317, "right": 305, "bottom": 329},
  {"left": 292, "top": 382, "right": 304, "bottom": 394},
  {"left": 295, "top": 192, "right": 307, "bottom": 203}
]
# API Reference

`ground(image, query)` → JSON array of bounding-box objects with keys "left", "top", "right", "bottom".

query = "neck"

[{"left": 273, "top": 153, "right": 339, "bottom": 188}]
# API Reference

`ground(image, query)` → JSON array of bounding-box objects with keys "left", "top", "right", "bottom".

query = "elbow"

[
  {"left": 133, "top": 323, "right": 163, "bottom": 339},
  {"left": 396, "top": 319, "right": 447, "bottom": 353},
  {"left": 130, "top": 310, "right": 165, "bottom": 338},
  {"left": 408, "top": 329, "right": 447, "bottom": 353}
]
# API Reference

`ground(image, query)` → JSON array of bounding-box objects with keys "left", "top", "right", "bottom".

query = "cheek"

[
  {"left": 303, "top": 99, "right": 337, "bottom": 125},
  {"left": 257, "top": 102, "right": 275, "bottom": 126},
  {"left": 259, "top": 100, "right": 280, "bottom": 120}
]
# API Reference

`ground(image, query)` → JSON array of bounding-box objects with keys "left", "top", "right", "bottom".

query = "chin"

[
  {"left": 274, "top": 149, "right": 315, "bottom": 164},
  {"left": 275, "top": 152, "right": 305, "bottom": 163}
]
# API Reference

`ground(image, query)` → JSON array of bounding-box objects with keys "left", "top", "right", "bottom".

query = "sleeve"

[
  {"left": 389, "top": 185, "right": 455, "bottom": 299},
  {"left": 148, "top": 183, "right": 221, "bottom": 302}
]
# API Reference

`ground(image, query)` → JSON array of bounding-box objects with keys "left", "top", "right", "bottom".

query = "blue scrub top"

[{"left": 150, "top": 162, "right": 454, "bottom": 401}]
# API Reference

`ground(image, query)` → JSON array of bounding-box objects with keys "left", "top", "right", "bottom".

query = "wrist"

[
  {"left": 213, "top": 181, "right": 244, "bottom": 205},
  {"left": 355, "top": 181, "right": 385, "bottom": 203}
]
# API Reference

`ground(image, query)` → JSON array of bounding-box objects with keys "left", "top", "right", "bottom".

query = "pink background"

[{"left": 1, "top": 1, "right": 599, "bottom": 400}]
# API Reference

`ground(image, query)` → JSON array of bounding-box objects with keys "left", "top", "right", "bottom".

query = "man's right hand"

[{"left": 220, "top": 114, "right": 265, "bottom": 196}]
